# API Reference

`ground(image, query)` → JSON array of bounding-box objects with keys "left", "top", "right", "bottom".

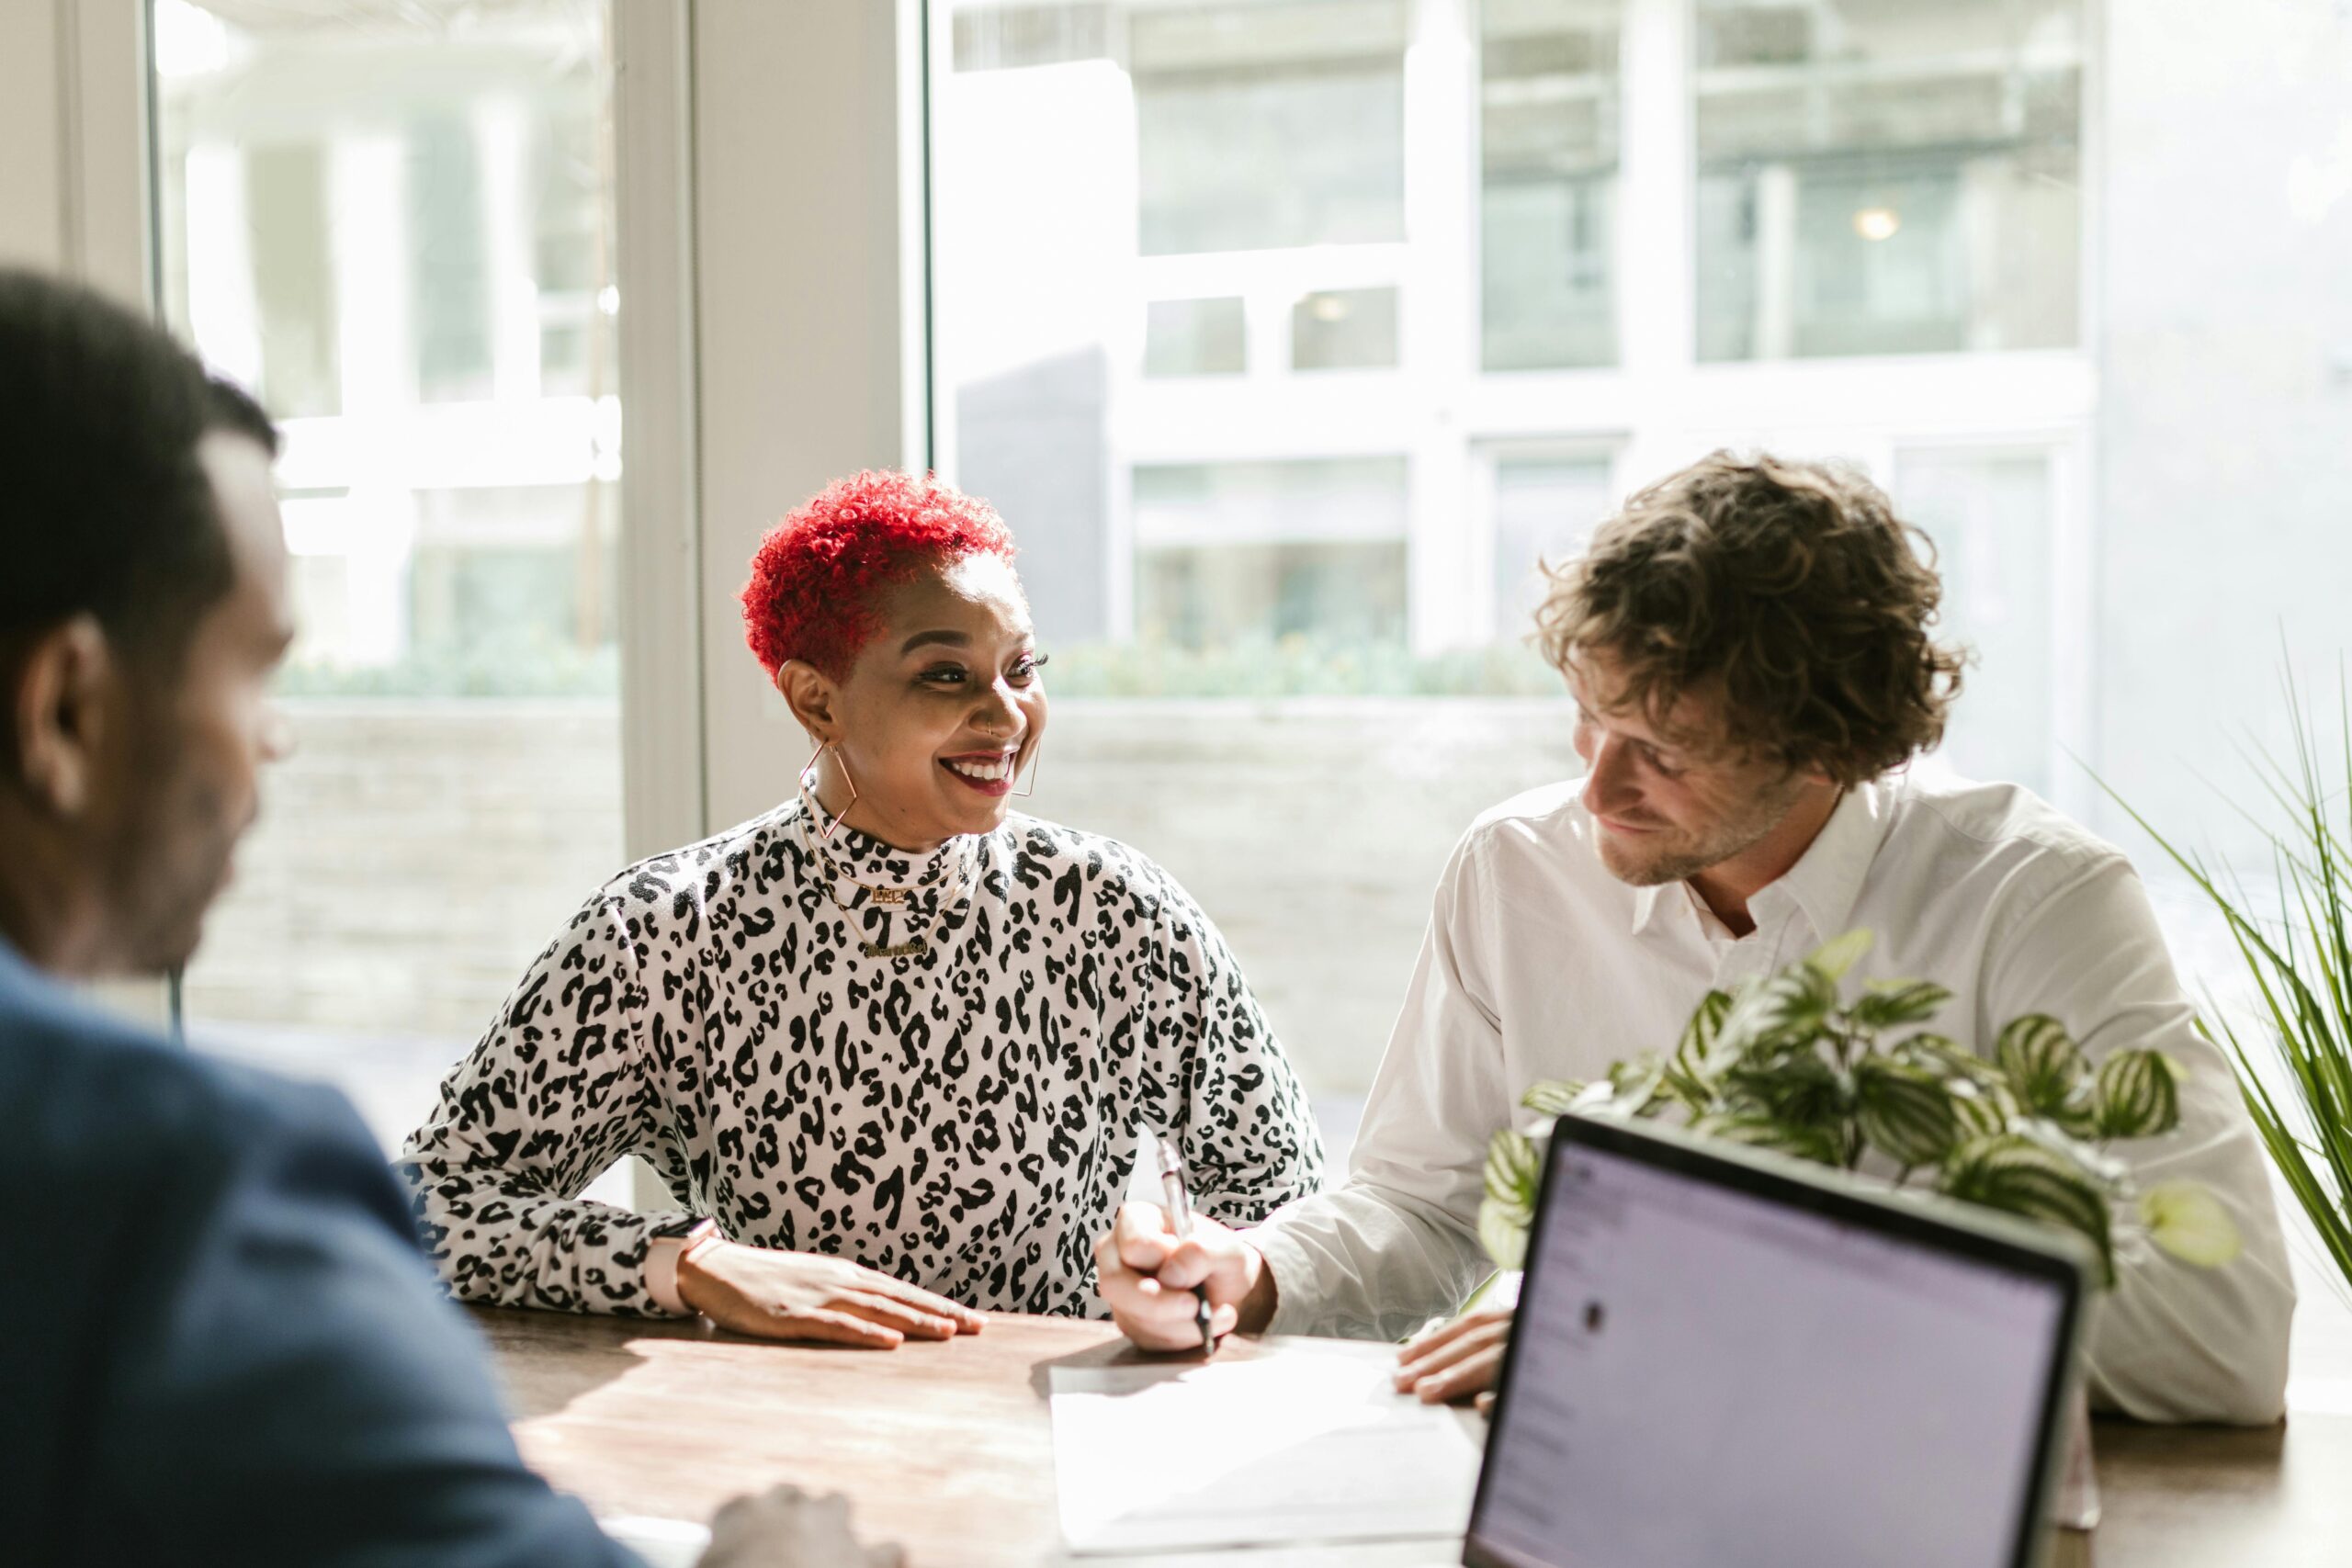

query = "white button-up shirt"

[{"left": 1252, "top": 771, "right": 2295, "bottom": 1424}]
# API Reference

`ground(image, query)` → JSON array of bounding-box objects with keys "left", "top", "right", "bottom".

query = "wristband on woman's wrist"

[{"left": 645, "top": 1217, "right": 723, "bottom": 1315}]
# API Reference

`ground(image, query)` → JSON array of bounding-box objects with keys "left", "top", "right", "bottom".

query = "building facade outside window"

[
  {"left": 126, "top": 1, "right": 2352, "bottom": 1112},
  {"left": 931, "top": 0, "right": 2083, "bottom": 746},
  {"left": 152, "top": 0, "right": 629, "bottom": 1187},
  {"left": 925, "top": 0, "right": 2098, "bottom": 1093}
]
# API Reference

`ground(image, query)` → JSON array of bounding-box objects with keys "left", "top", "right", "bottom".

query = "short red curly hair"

[{"left": 741, "top": 469, "right": 1016, "bottom": 681}]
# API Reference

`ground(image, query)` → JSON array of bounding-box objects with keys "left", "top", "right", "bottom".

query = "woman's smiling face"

[{"left": 781, "top": 551, "right": 1047, "bottom": 852}]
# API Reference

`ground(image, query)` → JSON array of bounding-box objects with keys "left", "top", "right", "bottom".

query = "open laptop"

[{"left": 1464, "top": 1113, "right": 2089, "bottom": 1568}]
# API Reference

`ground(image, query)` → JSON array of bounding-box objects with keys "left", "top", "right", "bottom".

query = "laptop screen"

[{"left": 1465, "top": 1125, "right": 2075, "bottom": 1568}]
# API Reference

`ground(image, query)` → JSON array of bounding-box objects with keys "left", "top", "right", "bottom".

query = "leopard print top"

[{"left": 397, "top": 798, "right": 1326, "bottom": 1318}]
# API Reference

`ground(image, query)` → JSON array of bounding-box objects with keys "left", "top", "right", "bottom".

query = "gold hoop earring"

[
  {"left": 1012, "top": 737, "right": 1044, "bottom": 798},
  {"left": 801, "top": 739, "right": 860, "bottom": 845}
]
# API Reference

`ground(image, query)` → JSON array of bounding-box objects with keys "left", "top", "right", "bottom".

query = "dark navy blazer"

[{"left": 0, "top": 939, "right": 644, "bottom": 1566}]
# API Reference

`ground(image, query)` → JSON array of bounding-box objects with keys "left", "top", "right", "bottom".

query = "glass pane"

[
  {"left": 933, "top": 0, "right": 1561, "bottom": 696},
  {"left": 1291, "top": 286, "right": 1398, "bottom": 370},
  {"left": 1133, "top": 1, "right": 1409, "bottom": 255},
  {"left": 1480, "top": 0, "right": 1622, "bottom": 370},
  {"left": 152, "top": 0, "right": 627, "bottom": 1184},
  {"left": 930, "top": 0, "right": 2352, "bottom": 1209},
  {"left": 1488, "top": 451, "right": 1614, "bottom": 641},
  {"left": 1146, "top": 296, "right": 1248, "bottom": 376},
  {"left": 1694, "top": 0, "right": 2083, "bottom": 361},
  {"left": 1894, "top": 449, "right": 2055, "bottom": 795},
  {"left": 1138, "top": 540, "right": 1409, "bottom": 650}
]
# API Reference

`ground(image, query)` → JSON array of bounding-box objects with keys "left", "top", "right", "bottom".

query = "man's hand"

[
  {"left": 677, "top": 1242, "right": 985, "bottom": 1348},
  {"left": 1092, "top": 1201, "right": 1276, "bottom": 1350},
  {"left": 1395, "top": 1306, "right": 1513, "bottom": 1408},
  {"left": 696, "top": 1484, "right": 902, "bottom": 1568}
]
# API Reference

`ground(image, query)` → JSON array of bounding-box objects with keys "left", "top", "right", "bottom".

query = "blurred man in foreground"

[{"left": 0, "top": 267, "right": 888, "bottom": 1567}]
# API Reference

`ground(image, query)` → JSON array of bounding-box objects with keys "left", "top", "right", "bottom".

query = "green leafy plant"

[
  {"left": 2103, "top": 671, "right": 2352, "bottom": 1304},
  {"left": 1479, "top": 931, "right": 2241, "bottom": 1288}
]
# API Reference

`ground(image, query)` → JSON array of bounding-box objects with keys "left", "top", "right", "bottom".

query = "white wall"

[
  {"left": 2089, "top": 0, "right": 2352, "bottom": 865},
  {"left": 0, "top": 0, "right": 166, "bottom": 1030},
  {"left": 0, "top": 1, "right": 149, "bottom": 303},
  {"left": 693, "top": 0, "right": 926, "bottom": 830},
  {"left": 0, "top": 1, "right": 67, "bottom": 269}
]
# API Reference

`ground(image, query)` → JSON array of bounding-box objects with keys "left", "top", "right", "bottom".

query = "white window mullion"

[
  {"left": 1404, "top": 0, "right": 1476, "bottom": 654},
  {"left": 1613, "top": 0, "right": 1695, "bottom": 482},
  {"left": 691, "top": 0, "right": 922, "bottom": 830},
  {"left": 614, "top": 0, "right": 707, "bottom": 863},
  {"left": 64, "top": 0, "right": 153, "bottom": 307}
]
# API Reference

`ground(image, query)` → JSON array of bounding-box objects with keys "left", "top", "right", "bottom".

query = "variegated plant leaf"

[
  {"left": 1894, "top": 1032, "right": 2005, "bottom": 1089},
  {"left": 1850, "top": 979, "right": 1953, "bottom": 1032},
  {"left": 1482, "top": 1126, "right": 1543, "bottom": 1225},
  {"left": 1602, "top": 1052, "right": 1668, "bottom": 1113},
  {"left": 1944, "top": 1077, "right": 2013, "bottom": 1139},
  {"left": 1995, "top": 1014, "right": 2089, "bottom": 1122},
  {"left": 1690, "top": 1111, "right": 1842, "bottom": 1168},
  {"left": 1477, "top": 1194, "right": 1530, "bottom": 1272},
  {"left": 1724, "top": 1051, "right": 1847, "bottom": 1131},
  {"left": 2095, "top": 1049, "right": 2183, "bottom": 1140},
  {"left": 1675, "top": 989, "right": 1736, "bottom": 1084},
  {"left": 1520, "top": 1078, "right": 1589, "bottom": 1117},
  {"left": 2141, "top": 1181, "right": 2242, "bottom": 1268},
  {"left": 1714, "top": 964, "right": 1838, "bottom": 1060},
  {"left": 1853, "top": 1057, "right": 1962, "bottom": 1168},
  {"left": 1806, "top": 927, "right": 1874, "bottom": 984},
  {"left": 1943, "top": 1133, "right": 2116, "bottom": 1285},
  {"left": 2009, "top": 1116, "right": 2132, "bottom": 1188}
]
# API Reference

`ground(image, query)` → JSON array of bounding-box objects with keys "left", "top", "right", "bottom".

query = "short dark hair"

[
  {"left": 0, "top": 268, "right": 277, "bottom": 668},
  {"left": 204, "top": 373, "right": 281, "bottom": 460},
  {"left": 1534, "top": 451, "right": 1967, "bottom": 787}
]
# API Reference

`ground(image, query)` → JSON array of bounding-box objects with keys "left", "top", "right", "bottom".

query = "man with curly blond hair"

[{"left": 1097, "top": 451, "right": 2296, "bottom": 1427}]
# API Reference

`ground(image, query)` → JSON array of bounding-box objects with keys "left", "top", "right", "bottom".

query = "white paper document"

[
  {"left": 598, "top": 1515, "right": 710, "bottom": 1568},
  {"left": 1049, "top": 1340, "right": 1482, "bottom": 1555}
]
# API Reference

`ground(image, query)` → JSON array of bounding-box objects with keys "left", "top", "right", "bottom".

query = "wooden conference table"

[{"left": 474, "top": 1305, "right": 2352, "bottom": 1568}]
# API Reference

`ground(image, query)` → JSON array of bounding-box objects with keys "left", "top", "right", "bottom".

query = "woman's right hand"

[{"left": 676, "top": 1241, "right": 985, "bottom": 1347}]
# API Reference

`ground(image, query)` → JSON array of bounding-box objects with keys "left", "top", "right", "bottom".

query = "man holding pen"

[{"left": 1093, "top": 451, "right": 2295, "bottom": 1426}]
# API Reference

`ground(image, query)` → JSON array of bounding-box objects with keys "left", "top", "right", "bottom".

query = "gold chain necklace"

[{"left": 797, "top": 774, "right": 976, "bottom": 957}]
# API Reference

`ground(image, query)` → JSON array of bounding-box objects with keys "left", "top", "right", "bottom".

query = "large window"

[
  {"left": 1134, "top": 1, "right": 1409, "bottom": 255},
  {"left": 926, "top": 0, "right": 2109, "bottom": 1093},
  {"left": 1481, "top": 0, "right": 1623, "bottom": 370},
  {"left": 119, "top": 0, "right": 2351, "bottom": 1128},
  {"left": 930, "top": 0, "right": 2084, "bottom": 705},
  {"left": 1894, "top": 446, "right": 2061, "bottom": 796},
  {"left": 1693, "top": 0, "right": 2082, "bottom": 361},
  {"left": 153, "top": 0, "right": 628, "bottom": 1182}
]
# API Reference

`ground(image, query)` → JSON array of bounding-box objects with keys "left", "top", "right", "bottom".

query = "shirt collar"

[
  {"left": 1763, "top": 774, "right": 1901, "bottom": 944},
  {"left": 794, "top": 792, "right": 985, "bottom": 892},
  {"left": 1625, "top": 774, "right": 1903, "bottom": 942}
]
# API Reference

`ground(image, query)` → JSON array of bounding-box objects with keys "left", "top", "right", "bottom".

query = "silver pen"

[{"left": 1154, "top": 1131, "right": 1217, "bottom": 1353}]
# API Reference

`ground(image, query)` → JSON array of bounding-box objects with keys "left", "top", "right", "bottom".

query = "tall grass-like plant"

[{"left": 2103, "top": 672, "right": 2352, "bottom": 1303}]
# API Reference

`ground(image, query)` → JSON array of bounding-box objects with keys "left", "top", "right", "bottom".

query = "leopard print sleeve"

[
  {"left": 1128, "top": 855, "right": 1329, "bottom": 1227},
  {"left": 398, "top": 888, "right": 681, "bottom": 1316}
]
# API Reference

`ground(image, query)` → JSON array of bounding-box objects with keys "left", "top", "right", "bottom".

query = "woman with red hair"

[{"left": 401, "top": 471, "right": 1325, "bottom": 1342}]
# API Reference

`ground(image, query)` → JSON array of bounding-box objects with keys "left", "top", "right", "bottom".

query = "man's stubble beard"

[
  {"left": 105, "top": 699, "right": 245, "bottom": 976},
  {"left": 1595, "top": 771, "right": 1811, "bottom": 890}
]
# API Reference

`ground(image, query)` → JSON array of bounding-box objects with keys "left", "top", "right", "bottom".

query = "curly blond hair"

[{"left": 1534, "top": 451, "right": 1967, "bottom": 786}]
